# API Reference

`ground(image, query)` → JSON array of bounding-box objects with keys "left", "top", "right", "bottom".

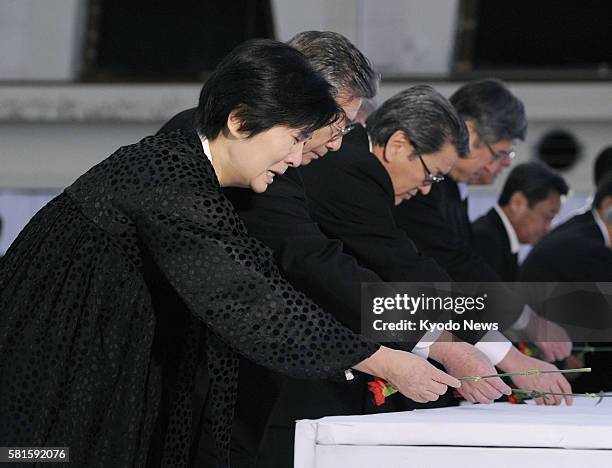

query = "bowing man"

[
  {"left": 520, "top": 174, "right": 612, "bottom": 393},
  {"left": 301, "top": 85, "right": 574, "bottom": 407},
  {"left": 390, "top": 79, "right": 574, "bottom": 367},
  {"left": 392, "top": 79, "right": 524, "bottom": 282}
]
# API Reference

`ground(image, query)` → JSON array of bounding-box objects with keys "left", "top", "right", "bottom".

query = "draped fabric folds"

[{"left": 0, "top": 130, "right": 378, "bottom": 466}]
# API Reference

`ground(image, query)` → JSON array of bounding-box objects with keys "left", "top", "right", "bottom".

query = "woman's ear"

[
  {"left": 226, "top": 111, "right": 245, "bottom": 139},
  {"left": 384, "top": 130, "right": 414, "bottom": 163}
]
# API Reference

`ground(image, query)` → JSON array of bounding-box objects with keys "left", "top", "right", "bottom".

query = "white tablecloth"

[{"left": 295, "top": 400, "right": 612, "bottom": 467}]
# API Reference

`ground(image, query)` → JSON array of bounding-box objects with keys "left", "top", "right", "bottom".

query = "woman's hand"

[{"left": 353, "top": 346, "right": 461, "bottom": 403}]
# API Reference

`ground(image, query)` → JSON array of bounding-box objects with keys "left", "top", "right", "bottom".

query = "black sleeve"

[
  {"left": 520, "top": 242, "right": 612, "bottom": 282},
  {"left": 124, "top": 182, "right": 379, "bottom": 380},
  {"left": 299, "top": 151, "right": 472, "bottom": 343},
  {"left": 393, "top": 189, "right": 502, "bottom": 282},
  {"left": 224, "top": 170, "right": 382, "bottom": 334},
  {"left": 472, "top": 220, "right": 507, "bottom": 281},
  {"left": 392, "top": 192, "right": 524, "bottom": 333},
  {"left": 519, "top": 248, "right": 550, "bottom": 281},
  {"left": 301, "top": 154, "right": 452, "bottom": 284}
]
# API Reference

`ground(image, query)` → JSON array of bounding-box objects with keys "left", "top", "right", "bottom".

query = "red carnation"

[{"left": 368, "top": 378, "right": 398, "bottom": 406}]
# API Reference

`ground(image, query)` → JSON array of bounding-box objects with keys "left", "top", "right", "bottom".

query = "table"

[{"left": 295, "top": 400, "right": 612, "bottom": 467}]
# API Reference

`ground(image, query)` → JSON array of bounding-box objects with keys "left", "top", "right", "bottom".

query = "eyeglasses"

[
  {"left": 418, "top": 154, "right": 445, "bottom": 185},
  {"left": 329, "top": 123, "right": 356, "bottom": 142},
  {"left": 485, "top": 142, "right": 516, "bottom": 161}
]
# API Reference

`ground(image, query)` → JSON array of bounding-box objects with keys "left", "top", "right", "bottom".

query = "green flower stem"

[
  {"left": 459, "top": 367, "right": 591, "bottom": 382},
  {"left": 512, "top": 388, "right": 612, "bottom": 404},
  {"left": 512, "top": 389, "right": 611, "bottom": 398},
  {"left": 573, "top": 346, "right": 612, "bottom": 353}
]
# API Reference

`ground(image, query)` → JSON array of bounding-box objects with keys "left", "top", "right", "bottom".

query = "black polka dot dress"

[{"left": 0, "top": 129, "right": 378, "bottom": 467}]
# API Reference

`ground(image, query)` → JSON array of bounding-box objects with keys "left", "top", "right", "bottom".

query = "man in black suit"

[
  {"left": 472, "top": 162, "right": 569, "bottom": 281},
  {"left": 390, "top": 79, "right": 572, "bottom": 364},
  {"left": 392, "top": 79, "right": 523, "bottom": 282},
  {"left": 520, "top": 174, "right": 612, "bottom": 392},
  {"left": 301, "top": 85, "right": 573, "bottom": 407}
]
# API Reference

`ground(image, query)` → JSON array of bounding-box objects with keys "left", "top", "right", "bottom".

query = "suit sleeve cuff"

[
  {"left": 411, "top": 328, "right": 443, "bottom": 359},
  {"left": 475, "top": 331, "right": 512, "bottom": 365}
]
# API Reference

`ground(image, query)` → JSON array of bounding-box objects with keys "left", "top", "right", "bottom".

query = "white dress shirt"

[
  {"left": 457, "top": 181, "right": 470, "bottom": 201},
  {"left": 199, "top": 134, "right": 213, "bottom": 163},
  {"left": 493, "top": 204, "right": 521, "bottom": 254}
]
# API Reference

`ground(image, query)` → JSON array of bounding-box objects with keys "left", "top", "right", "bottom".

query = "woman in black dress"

[{"left": 0, "top": 39, "right": 457, "bottom": 467}]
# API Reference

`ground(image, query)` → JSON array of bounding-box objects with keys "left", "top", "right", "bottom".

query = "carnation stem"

[{"left": 459, "top": 367, "right": 591, "bottom": 382}]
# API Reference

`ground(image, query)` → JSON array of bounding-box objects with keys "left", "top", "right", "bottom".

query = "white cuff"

[
  {"left": 475, "top": 331, "right": 512, "bottom": 365},
  {"left": 411, "top": 328, "right": 443, "bottom": 360},
  {"left": 511, "top": 305, "right": 535, "bottom": 331}
]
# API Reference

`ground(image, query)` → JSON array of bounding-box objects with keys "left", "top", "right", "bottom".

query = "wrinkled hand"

[
  {"left": 385, "top": 348, "right": 462, "bottom": 403},
  {"left": 354, "top": 346, "right": 461, "bottom": 403},
  {"left": 430, "top": 339, "right": 511, "bottom": 404},
  {"left": 525, "top": 314, "right": 572, "bottom": 362},
  {"left": 498, "top": 346, "right": 573, "bottom": 406}
]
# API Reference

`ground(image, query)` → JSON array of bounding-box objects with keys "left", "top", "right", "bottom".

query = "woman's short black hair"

[{"left": 195, "top": 38, "right": 341, "bottom": 140}]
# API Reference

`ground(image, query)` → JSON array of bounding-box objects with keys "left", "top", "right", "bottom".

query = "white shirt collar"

[
  {"left": 197, "top": 132, "right": 213, "bottom": 163},
  {"left": 494, "top": 204, "right": 521, "bottom": 254},
  {"left": 592, "top": 209, "right": 611, "bottom": 247},
  {"left": 457, "top": 182, "right": 469, "bottom": 201}
]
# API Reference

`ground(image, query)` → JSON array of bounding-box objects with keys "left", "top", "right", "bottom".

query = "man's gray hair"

[
  {"left": 450, "top": 78, "right": 527, "bottom": 144},
  {"left": 366, "top": 85, "right": 469, "bottom": 158},
  {"left": 288, "top": 31, "right": 379, "bottom": 100}
]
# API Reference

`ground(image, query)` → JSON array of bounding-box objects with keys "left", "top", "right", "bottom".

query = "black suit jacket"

[
  {"left": 520, "top": 211, "right": 612, "bottom": 282},
  {"left": 391, "top": 176, "right": 526, "bottom": 331},
  {"left": 472, "top": 208, "right": 519, "bottom": 282},
  {"left": 392, "top": 178, "right": 502, "bottom": 281},
  {"left": 300, "top": 126, "right": 516, "bottom": 342},
  {"left": 300, "top": 125, "right": 452, "bottom": 283},
  {"left": 519, "top": 211, "right": 612, "bottom": 393}
]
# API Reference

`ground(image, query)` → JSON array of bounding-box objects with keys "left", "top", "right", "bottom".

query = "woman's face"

[{"left": 227, "top": 125, "right": 307, "bottom": 193}]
